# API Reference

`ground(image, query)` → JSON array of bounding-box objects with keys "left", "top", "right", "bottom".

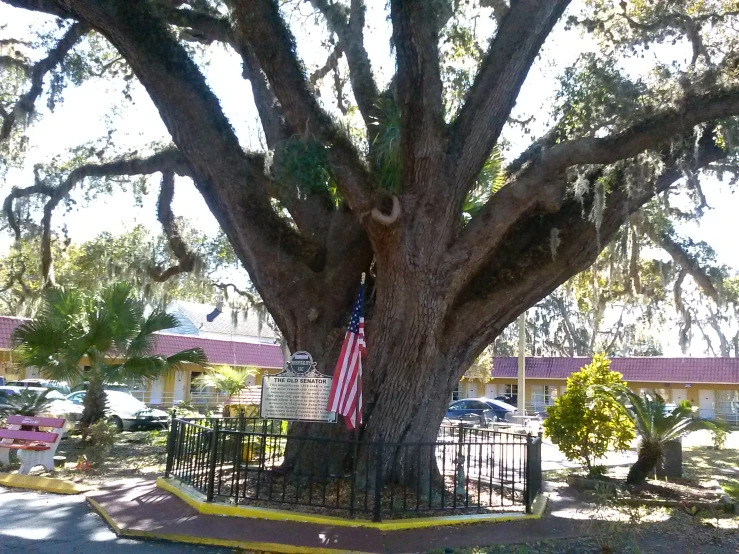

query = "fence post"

[
  {"left": 206, "top": 419, "right": 220, "bottom": 502},
  {"left": 525, "top": 432, "right": 533, "bottom": 513},
  {"left": 165, "top": 409, "right": 177, "bottom": 478},
  {"left": 525, "top": 431, "right": 543, "bottom": 513},
  {"left": 372, "top": 435, "right": 384, "bottom": 522}
]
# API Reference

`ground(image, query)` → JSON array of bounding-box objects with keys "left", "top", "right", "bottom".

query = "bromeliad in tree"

[{"left": 3, "top": 1, "right": 739, "bottom": 480}]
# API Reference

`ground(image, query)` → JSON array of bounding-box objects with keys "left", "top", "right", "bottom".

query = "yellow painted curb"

[
  {"left": 158, "top": 476, "right": 546, "bottom": 530},
  {"left": 87, "top": 496, "right": 371, "bottom": 554},
  {"left": 0, "top": 472, "right": 93, "bottom": 495}
]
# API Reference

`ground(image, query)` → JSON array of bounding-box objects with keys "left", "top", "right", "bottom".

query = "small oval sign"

[{"left": 288, "top": 351, "right": 314, "bottom": 375}]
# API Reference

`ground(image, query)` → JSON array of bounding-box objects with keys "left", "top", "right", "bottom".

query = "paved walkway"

[
  {"left": 0, "top": 486, "right": 227, "bottom": 553},
  {"left": 87, "top": 478, "right": 585, "bottom": 553}
]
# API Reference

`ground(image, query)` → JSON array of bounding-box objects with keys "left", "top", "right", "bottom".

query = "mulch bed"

[{"left": 625, "top": 477, "right": 721, "bottom": 503}]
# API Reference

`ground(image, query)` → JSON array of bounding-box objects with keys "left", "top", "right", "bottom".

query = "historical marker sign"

[{"left": 260, "top": 351, "right": 337, "bottom": 423}]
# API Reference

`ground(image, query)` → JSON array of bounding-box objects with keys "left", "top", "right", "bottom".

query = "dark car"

[
  {"left": 495, "top": 395, "right": 518, "bottom": 407},
  {"left": 446, "top": 397, "right": 517, "bottom": 423}
]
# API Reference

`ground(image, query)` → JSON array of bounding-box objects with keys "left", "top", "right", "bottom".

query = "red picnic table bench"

[{"left": 0, "top": 415, "right": 66, "bottom": 475}]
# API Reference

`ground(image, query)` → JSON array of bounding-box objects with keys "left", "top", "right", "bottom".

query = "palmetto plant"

[
  {"left": 192, "top": 365, "right": 256, "bottom": 397},
  {"left": 13, "top": 283, "right": 208, "bottom": 431},
  {"left": 0, "top": 389, "right": 55, "bottom": 417},
  {"left": 599, "top": 386, "right": 704, "bottom": 484}
]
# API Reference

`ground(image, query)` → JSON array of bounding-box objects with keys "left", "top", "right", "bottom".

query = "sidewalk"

[{"left": 86, "top": 477, "right": 585, "bottom": 553}]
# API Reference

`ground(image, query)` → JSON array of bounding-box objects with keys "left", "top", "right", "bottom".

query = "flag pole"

[{"left": 355, "top": 272, "right": 366, "bottom": 441}]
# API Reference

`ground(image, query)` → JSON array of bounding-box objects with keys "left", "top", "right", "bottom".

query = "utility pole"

[{"left": 517, "top": 311, "right": 526, "bottom": 414}]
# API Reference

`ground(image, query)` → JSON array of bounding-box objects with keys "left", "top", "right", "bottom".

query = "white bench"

[{"left": 0, "top": 415, "right": 66, "bottom": 474}]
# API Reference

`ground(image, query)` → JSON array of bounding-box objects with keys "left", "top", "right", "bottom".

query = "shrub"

[
  {"left": 85, "top": 420, "right": 117, "bottom": 467},
  {"left": 543, "top": 353, "right": 635, "bottom": 474},
  {"left": 710, "top": 424, "right": 728, "bottom": 450}
]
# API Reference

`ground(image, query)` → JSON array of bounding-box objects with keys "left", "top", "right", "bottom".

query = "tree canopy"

[
  {"left": 3, "top": 0, "right": 739, "bottom": 454},
  {"left": 0, "top": 223, "right": 248, "bottom": 316}
]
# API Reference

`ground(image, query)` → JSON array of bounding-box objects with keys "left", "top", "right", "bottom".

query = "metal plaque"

[{"left": 260, "top": 351, "right": 337, "bottom": 423}]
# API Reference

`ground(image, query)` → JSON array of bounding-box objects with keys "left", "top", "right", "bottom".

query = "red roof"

[
  {"left": 153, "top": 332, "right": 283, "bottom": 369},
  {"left": 491, "top": 357, "right": 739, "bottom": 385},
  {"left": 0, "top": 315, "right": 284, "bottom": 369},
  {"left": 0, "top": 316, "right": 24, "bottom": 351}
]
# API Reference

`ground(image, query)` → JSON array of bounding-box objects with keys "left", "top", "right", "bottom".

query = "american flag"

[{"left": 326, "top": 282, "right": 366, "bottom": 430}]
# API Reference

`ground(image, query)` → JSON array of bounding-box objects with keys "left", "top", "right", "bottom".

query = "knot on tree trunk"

[{"left": 371, "top": 195, "right": 401, "bottom": 226}]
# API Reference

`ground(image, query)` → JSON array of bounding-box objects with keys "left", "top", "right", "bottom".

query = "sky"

[{"left": 1, "top": 1, "right": 738, "bottom": 355}]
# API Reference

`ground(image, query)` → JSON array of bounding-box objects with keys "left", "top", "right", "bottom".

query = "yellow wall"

[
  {"left": 0, "top": 350, "right": 20, "bottom": 380},
  {"left": 461, "top": 377, "right": 739, "bottom": 407}
]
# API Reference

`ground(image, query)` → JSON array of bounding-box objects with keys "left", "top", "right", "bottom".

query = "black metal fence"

[{"left": 164, "top": 415, "right": 543, "bottom": 521}]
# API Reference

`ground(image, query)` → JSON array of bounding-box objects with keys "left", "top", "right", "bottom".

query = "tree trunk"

[
  {"left": 280, "top": 259, "right": 469, "bottom": 489},
  {"left": 81, "top": 369, "right": 107, "bottom": 435},
  {"left": 627, "top": 441, "right": 662, "bottom": 484}
]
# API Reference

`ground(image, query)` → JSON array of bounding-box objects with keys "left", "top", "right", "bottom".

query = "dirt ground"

[
  {"left": 473, "top": 430, "right": 739, "bottom": 554},
  {"left": 2, "top": 429, "right": 169, "bottom": 486}
]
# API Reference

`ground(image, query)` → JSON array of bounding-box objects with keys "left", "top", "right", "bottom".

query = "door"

[
  {"left": 672, "top": 389, "right": 688, "bottom": 404},
  {"left": 484, "top": 384, "right": 497, "bottom": 399},
  {"left": 699, "top": 389, "right": 715, "bottom": 420},
  {"left": 173, "top": 370, "right": 188, "bottom": 404},
  {"left": 149, "top": 376, "right": 164, "bottom": 405}
]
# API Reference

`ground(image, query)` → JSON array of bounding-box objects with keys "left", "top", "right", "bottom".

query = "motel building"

[
  {"left": 458, "top": 356, "right": 739, "bottom": 424},
  {"left": 0, "top": 301, "right": 284, "bottom": 410},
  {"left": 2, "top": 306, "right": 739, "bottom": 424}
]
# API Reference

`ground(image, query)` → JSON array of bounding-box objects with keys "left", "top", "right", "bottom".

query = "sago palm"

[
  {"left": 601, "top": 387, "right": 702, "bottom": 484},
  {"left": 192, "top": 365, "right": 256, "bottom": 397},
  {"left": 0, "top": 389, "right": 55, "bottom": 417},
  {"left": 13, "top": 283, "right": 208, "bottom": 430}
]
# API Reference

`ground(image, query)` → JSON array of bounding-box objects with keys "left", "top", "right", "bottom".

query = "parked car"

[
  {"left": 446, "top": 397, "right": 517, "bottom": 423},
  {"left": 5, "top": 379, "right": 72, "bottom": 395},
  {"left": 495, "top": 395, "right": 518, "bottom": 407},
  {"left": 65, "top": 390, "right": 168, "bottom": 431},
  {"left": 70, "top": 381, "right": 130, "bottom": 394}
]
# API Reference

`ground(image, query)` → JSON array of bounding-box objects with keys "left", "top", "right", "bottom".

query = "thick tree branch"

[
  {"left": 449, "top": 0, "right": 570, "bottom": 195},
  {"left": 308, "top": 0, "right": 379, "bottom": 131},
  {"left": 149, "top": 3, "right": 289, "bottom": 147},
  {"left": 58, "top": 0, "right": 328, "bottom": 281},
  {"left": 644, "top": 225, "right": 720, "bottom": 303},
  {"left": 452, "top": 87, "right": 739, "bottom": 290},
  {"left": 0, "top": 0, "right": 72, "bottom": 18},
  {"left": 444, "top": 137, "right": 726, "bottom": 362},
  {"left": 230, "top": 0, "right": 374, "bottom": 213},
  {"left": 0, "top": 21, "right": 88, "bottom": 143},
  {"left": 150, "top": 171, "right": 199, "bottom": 282},
  {"left": 4, "top": 149, "right": 191, "bottom": 285},
  {"left": 390, "top": 0, "right": 446, "bottom": 194},
  {"left": 3, "top": 181, "right": 56, "bottom": 240},
  {"left": 152, "top": 3, "right": 235, "bottom": 46},
  {"left": 674, "top": 269, "right": 692, "bottom": 353}
]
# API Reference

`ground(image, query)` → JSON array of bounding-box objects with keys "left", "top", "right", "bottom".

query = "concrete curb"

[
  {"left": 0, "top": 472, "right": 93, "bottom": 495},
  {"left": 157, "top": 476, "right": 548, "bottom": 530},
  {"left": 86, "top": 496, "right": 375, "bottom": 554}
]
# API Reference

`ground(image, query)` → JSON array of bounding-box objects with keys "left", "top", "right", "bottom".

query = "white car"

[{"left": 66, "top": 390, "right": 169, "bottom": 431}]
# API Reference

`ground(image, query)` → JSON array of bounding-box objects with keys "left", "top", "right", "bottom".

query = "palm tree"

[
  {"left": 13, "top": 283, "right": 208, "bottom": 431},
  {"left": 600, "top": 387, "right": 703, "bottom": 484},
  {"left": 192, "top": 365, "right": 256, "bottom": 397}
]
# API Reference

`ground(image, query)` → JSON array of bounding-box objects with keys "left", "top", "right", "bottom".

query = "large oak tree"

[{"left": 3, "top": 0, "right": 739, "bottom": 476}]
